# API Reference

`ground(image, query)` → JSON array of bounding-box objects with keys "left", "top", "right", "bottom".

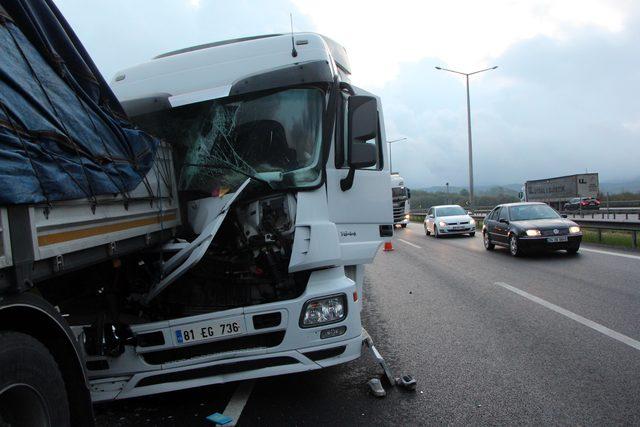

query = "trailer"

[
  {"left": 519, "top": 173, "right": 599, "bottom": 210},
  {"left": 0, "top": 1, "right": 392, "bottom": 424}
]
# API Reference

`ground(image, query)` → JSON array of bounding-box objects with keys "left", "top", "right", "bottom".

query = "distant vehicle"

[
  {"left": 391, "top": 173, "right": 411, "bottom": 227},
  {"left": 424, "top": 205, "right": 476, "bottom": 237},
  {"left": 482, "top": 202, "right": 582, "bottom": 256},
  {"left": 518, "top": 173, "right": 599, "bottom": 210},
  {"left": 563, "top": 197, "right": 600, "bottom": 211}
]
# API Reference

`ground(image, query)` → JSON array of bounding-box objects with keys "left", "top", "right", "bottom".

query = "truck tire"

[
  {"left": 401, "top": 224, "right": 407, "bottom": 228},
  {"left": 0, "top": 332, "right": 70, "bottom": 427}
]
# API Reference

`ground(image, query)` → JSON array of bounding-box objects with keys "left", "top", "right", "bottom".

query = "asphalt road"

[{"left": 96, "top": 223, "right": 640, "bottom": 425}]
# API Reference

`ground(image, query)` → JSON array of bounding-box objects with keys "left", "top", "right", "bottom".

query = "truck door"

[{"left": 325, "top": 87, "right": 393, "bottom": 266}]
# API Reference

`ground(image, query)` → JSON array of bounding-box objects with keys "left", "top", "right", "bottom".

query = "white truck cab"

[
  {"left": 73, "top": 33, "right": 393, "bottom": 401},
  {"left": 391, "top": 173, "right": 411, "bottom": 227}
]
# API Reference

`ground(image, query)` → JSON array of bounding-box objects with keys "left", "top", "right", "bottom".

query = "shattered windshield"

[{"left": 134, "top": 87, "right": 325, "bottom": 194}]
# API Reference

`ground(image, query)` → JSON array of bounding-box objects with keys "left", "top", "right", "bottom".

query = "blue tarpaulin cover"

[{"left": 0, "top": 0, "right": 159, "bottom": 205}]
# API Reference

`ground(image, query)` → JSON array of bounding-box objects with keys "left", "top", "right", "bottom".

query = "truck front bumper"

[{"left": 87, "top": 267, "right": 363, "bottom": 402}]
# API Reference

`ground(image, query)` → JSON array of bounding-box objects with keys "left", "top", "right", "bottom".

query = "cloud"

[
  {"left": 292, "top": 0, "right": 630, "bottom": 88},
  {"left": 53, "top": 0, "right": 639, "bottom": 188},
  {"left": 382, "top": 13, "right": 640, "bottom": 187},
  {"left": 54, "top": 0, "right": 313, "bottom": 81}
]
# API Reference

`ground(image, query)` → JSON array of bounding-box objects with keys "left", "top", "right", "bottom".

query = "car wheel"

[
  {"left": 0, "top": 332, "right": 70, "bottom": 427},
  {"left": 509, "top": 235, "right": 522, "bottom": 257},
  {"left": 469, "top": 232, "right": 475, "bottom": 237},
  {"left": 434, "top": 226, "right": 440, "bottom": 238},
  {"left": 401, "top": 224, "right": 407, "bottom": 228},
  {"left": 424, "top": 224, "right": 430, "bottom": 236},
  {"left": 567, "top": 245, "right": 579, "bottom": 254},
  {"left": 483, "top": 232, "right": 494, "bottom": 250}
]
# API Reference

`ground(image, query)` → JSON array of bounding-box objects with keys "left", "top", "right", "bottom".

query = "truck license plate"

[
  {"left": 173, "top": 316, "right": 246, "bottom": 345},
  {"left": 547, "top": 236, "right": 568, "bottom": 243}
]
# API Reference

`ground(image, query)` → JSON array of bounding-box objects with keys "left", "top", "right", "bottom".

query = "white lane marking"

[
  {"left": 495, "top": 282, "right": 640, "bottom": 351},
  {"left": 398, "top": 238, "right": 421, "bottom": 249},
  {"left": 580, "top": 247, "right": 640, "bottom": 260},
  {"left": 220, "top": 380, "right": 255, "bottom": 426}
]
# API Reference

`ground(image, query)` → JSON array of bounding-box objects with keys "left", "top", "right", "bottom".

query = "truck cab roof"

[{"left": 110, "top": 33, "right": 350, "bottom": 113}]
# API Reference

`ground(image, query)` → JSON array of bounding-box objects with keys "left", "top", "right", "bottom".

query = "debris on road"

[
  {"left": 362, "top": 329, "right": 397, "bottom": 386},
  {"left": 368, "top": 378, "right": 386, "bottom": 397},
  {"left": 206, "top": 412, "right": 233, "bottom": 425},
  {"left": 384, "top": 241, "right": 394, "bottom": 251},
  {"left": 395, "top": 375, "right": 417, "bottom": 391}
]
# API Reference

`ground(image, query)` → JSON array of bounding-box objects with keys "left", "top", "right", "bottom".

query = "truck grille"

[{"left": 393, "top": 201, "right": 405, "bottom": 222}]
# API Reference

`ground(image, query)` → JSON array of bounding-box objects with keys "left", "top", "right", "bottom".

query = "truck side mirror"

[
  {"left": 347, "top": 95, "right": 378, "bottom": 168},
  {"left": 340, "top": 95, "right": 378, "bottom": 191}
]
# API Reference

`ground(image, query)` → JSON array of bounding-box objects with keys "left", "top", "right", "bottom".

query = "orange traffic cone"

[{"left": 383, "top": 241, "right": 394, "bottom": 251}]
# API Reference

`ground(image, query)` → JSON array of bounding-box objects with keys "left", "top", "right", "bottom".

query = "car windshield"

[
  {"left": 509, "top": 204, "right": 560, "bottom": 221},
  {"left": 134, "top": 87, "right": 325, "bottom": 194},
  {"left": 436, "top": 206, "right": 466, "bottom": 217}
]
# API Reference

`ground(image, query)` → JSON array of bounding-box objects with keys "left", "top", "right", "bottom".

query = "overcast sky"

[{"left": 55, "top": 0, "right": 639, "bottom": 188}]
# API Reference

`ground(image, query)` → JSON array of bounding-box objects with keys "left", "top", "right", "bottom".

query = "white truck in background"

[
  {"left": 0, "top": 18, "right": 393, "bottom": 426},
  {"left": 391, "top": 173, "right": 411, "bottom": 227},
  {"left": 518, "top": 173, "right": 599, "bottom": 210}
]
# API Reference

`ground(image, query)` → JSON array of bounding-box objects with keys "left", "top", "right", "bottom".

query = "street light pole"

[
  {"left": 435, "top": 65, "right": 497, "bottom": 207},
  {"left": 446, "top": 182, "right": 449, "bottom": 204},
  {"left": 387, "top": 137, "right": 407, "bottom": 174}
]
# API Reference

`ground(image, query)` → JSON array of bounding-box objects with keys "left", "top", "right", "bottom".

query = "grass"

[{"left": 582, "top": 229, "right": 636, "bottom": 249}]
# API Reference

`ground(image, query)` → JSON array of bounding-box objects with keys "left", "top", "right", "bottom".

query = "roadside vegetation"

[
  {"left": 582, "top": 229, "right": 636, "bottom": 249},
  {"left": 410, "top": 187, "right": 519, "bottom": 211}
]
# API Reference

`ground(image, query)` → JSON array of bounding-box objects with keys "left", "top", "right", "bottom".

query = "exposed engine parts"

[{"left": 155, "top": 192, "right": 304, "bottom": 317}]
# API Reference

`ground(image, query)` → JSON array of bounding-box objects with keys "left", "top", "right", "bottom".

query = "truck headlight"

[
  {"left": 526, "top": 229, "right": 541, "bottom": 237},
  {"left": 405, "top": 214, "right": 410, "bottom": 219},
  {"left": 300, "top": 295, "right": 347, "bottom": 328},
  {"left": 569, "top": 226, "right": 581, "bottom": 234},
  {"left": 439, "top": 221, "right": 447, "bottom": 227}
]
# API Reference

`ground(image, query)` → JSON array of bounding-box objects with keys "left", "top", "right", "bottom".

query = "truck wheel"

[
  {"left": 0, "top": 332, "right": 70, "bottom": 427},
  {"left": 401, "top": 224, "right": 407, "bottom": 228}
]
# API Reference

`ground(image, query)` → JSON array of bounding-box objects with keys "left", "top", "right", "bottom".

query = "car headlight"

[
  {"left": 439, "top": 221, "right": 447, "bottom": 227},
  {"left": 569, "top": 226, "right": 581, "bottom": 234},
  {"left": 526, "top": 229, "right": 541, "bottom": 237},
  {"left": 405, "top": 214, "right": 410, "bottom": 219},
  {"left": 300, "top": 295, "right": 347, "bottom": 328},
  {"left": 470, "top": 218, "right": 476, "bottom": 225}
]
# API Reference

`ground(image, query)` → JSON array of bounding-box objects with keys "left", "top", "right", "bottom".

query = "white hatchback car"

[{"left": 424, "top": 205, "right": 476, "bottom": 237}]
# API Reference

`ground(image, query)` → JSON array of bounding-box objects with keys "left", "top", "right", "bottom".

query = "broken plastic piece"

[
  {"left": 367, "top": 378, "right": 386, "bottom": 397},
  {"left": 395, "top": 375, "right": 417, "bottom": 391},
  {"left": 206, "top": 412, "right": 233, "bottom": 425},
  {"left": 362, "top": 328, "right": 395, "bottom": 385}
]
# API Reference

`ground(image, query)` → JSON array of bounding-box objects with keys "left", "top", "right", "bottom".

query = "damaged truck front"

[
  {"left": 97, "top": 33, "right": 393, "bottom": 401},
  {"left": 0, "top": 12, "right": 393, "bottom": 422}
]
